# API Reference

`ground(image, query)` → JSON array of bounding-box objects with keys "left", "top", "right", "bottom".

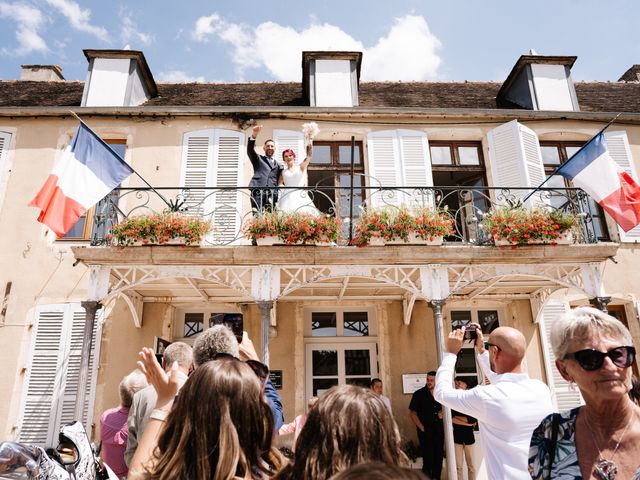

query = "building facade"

[{"left": 0, "top": 50, "right": 639, "bottom": 471}]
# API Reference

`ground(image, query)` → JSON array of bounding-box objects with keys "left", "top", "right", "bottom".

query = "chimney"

[
  {"left": 81, "top": 49, "right": 157, "bottom": 107},
  {"left": 302, "top": 51, "right": 362, "bottom": 107},
  {"left": 497, "top": 54, "right": 579, "bottom": 112},
  {"left": 20, "top": 65, "right": 64, "bottom": 81},
  {"left": 618, "top": 65, "right": 640, "bottom": 82}
]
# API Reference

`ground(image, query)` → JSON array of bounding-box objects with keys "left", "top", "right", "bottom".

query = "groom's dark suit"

[{"left": 247, "top": 137, "right": 281, "bottom": 213}]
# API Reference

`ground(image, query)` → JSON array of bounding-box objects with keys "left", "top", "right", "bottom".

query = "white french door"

[{"left": 305, "top": 342, "right": 378, "bottom": 399}]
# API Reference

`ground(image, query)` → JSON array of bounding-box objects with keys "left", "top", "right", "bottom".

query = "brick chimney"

[{"left": 20, "top": 65, "right": 65, "bottom": 81}]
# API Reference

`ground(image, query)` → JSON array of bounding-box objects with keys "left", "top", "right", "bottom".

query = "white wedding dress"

[{"left": 276, "top": 164, "right": 320, "bottom": 215}]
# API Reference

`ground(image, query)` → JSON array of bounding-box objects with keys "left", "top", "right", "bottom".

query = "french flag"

[
  {"left": 29, "top": 123, "right": 133, "bottom": 237},
  {"left": 556, "top": 133, "right": 640, "bottom": 232}
]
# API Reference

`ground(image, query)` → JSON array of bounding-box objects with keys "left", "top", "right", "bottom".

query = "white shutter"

[
  {"left": 19, "top": 306, "right": 66, "bottom": 445},
  {"left": 210, "top": 129, "right": 244, "bottom": 245},
  {"left": 367, "top": 130, "right": 402, "bottom": 207},
  {"left": 58, "top": 307, "right": 102, "bottom": 429},
  {"left": 18, "top": 304, "right": 102, "bottom": 446},
  {"left": 179, "top": 130, "right": 214, "bottom": 216},
  {"left": 539, "top": 301, "right": 583, "bottom": 411},
  {"left": 274, "top": 129, "right": 304, "bottom": 166},
  {"left": 604, "top": 131, "right": 640, "bottom": 242},
  {"left": 0, "top": 131, "right": 12, "bottom": 211},
  {"left": 398, "top": 130, "right": 434, "bottom": 207},
  {"left": 487, "top": 120, "right": 547, "bottom": 207}
]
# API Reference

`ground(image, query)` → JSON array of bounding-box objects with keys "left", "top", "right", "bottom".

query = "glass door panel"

[{"left": 306, "top": 343, "right": 377, "bottom": 400}]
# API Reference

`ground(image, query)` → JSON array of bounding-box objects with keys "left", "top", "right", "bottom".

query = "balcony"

[{"left": 86, "top": 183, "right": 608, "bottom": 247}]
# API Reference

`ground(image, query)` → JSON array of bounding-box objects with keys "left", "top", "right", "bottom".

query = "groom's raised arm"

[{"left": 247, "top": 125, "right": 261, "bottom": 169}]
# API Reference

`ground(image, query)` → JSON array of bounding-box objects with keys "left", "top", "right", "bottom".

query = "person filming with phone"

[{"left": 433, "top": 323, "right": 553, "bottom": 479}]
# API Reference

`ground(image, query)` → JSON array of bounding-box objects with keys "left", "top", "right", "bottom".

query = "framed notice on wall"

[{"left": 402, "top": 373, "right": 427, "bottom": 394}]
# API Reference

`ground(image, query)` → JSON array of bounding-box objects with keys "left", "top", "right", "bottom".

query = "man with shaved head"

[{"left": 434, "top": 325, "right": 553, "bottom": 479}]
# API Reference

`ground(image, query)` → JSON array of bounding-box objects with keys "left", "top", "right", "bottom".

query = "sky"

[{"left": 0, "top": 0, "right": 638, "bottom": 84}]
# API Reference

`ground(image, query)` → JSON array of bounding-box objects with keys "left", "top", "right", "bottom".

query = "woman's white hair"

[{"left": 550, "top": 306, "right": 633, "bottom": 359}]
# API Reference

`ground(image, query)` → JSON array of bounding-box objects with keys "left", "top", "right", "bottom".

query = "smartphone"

[{"left": 211, "top": 313, "right": 244, "bottom": 344}]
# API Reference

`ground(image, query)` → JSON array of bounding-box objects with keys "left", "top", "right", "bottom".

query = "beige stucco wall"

[{"left": 1, "top": 114, "right": 640, "bottom": 444}]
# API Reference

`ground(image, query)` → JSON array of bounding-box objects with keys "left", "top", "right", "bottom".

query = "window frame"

[
  {"left": 539, "top": 140, "right": 610, "bottom": 241},
  {"left": 308, "top": 140, "right": 366, "bottom": 219}
]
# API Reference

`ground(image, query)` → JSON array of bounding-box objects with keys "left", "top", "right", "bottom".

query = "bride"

[{"left": 276, "top": 141, "right": 320, "bottom": 215}]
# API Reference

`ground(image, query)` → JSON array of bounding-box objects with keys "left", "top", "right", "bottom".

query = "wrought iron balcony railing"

[{"left": 88, "top": 182, "right": 606, "bottom": 247}]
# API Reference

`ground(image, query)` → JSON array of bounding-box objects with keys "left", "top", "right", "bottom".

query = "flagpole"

[
  {"left": 68, "top": 111, "right": 175, "bottom": 210},
  {"left": 521, "top": 113, "right": 622, "bottom": 203}
]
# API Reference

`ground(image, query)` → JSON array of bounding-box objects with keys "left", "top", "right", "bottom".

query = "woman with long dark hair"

[{"left": 129, "top": 348, "right": 284, "bottom": 480}]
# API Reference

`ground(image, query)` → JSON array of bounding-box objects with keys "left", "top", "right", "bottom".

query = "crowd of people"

[{"left": 94, "top": 305, "right": 639, "bottom": 480}]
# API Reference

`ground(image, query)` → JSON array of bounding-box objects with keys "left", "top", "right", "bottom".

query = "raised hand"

[
  {"left": 137, "top": 347, "right": 179, "bottom": 410},
  {"left": 252, "top": 125, "right": 263, "bottom": 139}
]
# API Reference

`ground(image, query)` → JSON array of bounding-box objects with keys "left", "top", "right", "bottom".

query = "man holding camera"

[{"left": 433, "top": 324, "right": 553, "bottom": 480}]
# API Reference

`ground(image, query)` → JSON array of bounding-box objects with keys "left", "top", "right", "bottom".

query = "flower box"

[
  {"left": 255, "top": 235, "right": 279, "bottom": 246},
  {"left": 352, "top": 206, "right": 453, "bottom": 247},
  {"left": 110, "top": 212, "right": 210, "bottom": 246},
  {"left": 244, "top": 211, "right": 341, "bottom": 245},
  {"left": 368, "top": 237, "right": 386, "bottom": 246},
  {"left": 482, "top": 204, "right": 577, "bottom": 248}
]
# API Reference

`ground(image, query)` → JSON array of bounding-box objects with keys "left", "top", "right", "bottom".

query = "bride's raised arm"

[{"left": 300, "top": 141, "right": 313, "bottom": 171}]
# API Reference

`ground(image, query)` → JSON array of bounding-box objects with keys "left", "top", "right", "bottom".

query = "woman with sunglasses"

[
  {"left": 128, "top": 348, "right": 285, "bottom": 479},
  {"left": 529, "top": 306, "right": 640, "bottom": 480}
]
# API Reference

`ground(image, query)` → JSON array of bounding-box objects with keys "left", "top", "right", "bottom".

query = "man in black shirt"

[
  {"left": 452, "top": 377, "right": 477, "bottom": 480},
  {"left": 409, "top": 371, "right": 444, "bottom": 479}
]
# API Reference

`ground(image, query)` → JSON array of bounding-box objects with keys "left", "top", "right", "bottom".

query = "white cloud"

[
  {"left": 157, "top": 69, "right": 205, "bottom": 83},
  {"left": 45, "top": 0, "right": 109, "bottom": 42},
  {"left": 189, "top": 13, "right": 442, "bottom": 81},
  {"left": 193, "top": 13, "right": 222, "bottom": 42},
  {"left": 364, "top": 15, "right": 441, "bottom": 81},
  {"left": 120, "top": 11, "right": 153, "bottom": 46},
  {"left": 0, "top": 2, "right": 48, "bottom": 55}
]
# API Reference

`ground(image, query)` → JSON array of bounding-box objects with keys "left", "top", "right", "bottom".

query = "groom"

[{"left": 247, "top": 125, "right": 281, "bottom": 215}]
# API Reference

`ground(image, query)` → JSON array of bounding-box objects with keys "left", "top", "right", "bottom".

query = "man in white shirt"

[{"left": 434, "top": 324, "right": 553, "bottom": 480}]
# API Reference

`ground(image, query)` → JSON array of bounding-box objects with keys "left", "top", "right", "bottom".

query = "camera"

[{"left": 463, "top": 325, "right": 478, "bottom": 341}]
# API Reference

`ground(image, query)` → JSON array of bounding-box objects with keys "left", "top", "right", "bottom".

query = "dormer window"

[
  {"left": 302, "top": 51, "right": 362, "bottom": 107},
  {"left": 497, "top": 55, "right": 579, "bottom": 112},
  {"left": 81, "top": 49, "right": 157, "bottom": 107}
]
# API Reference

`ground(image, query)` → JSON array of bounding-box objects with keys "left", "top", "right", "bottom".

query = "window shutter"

[
  {"left": 19, "top": 306, "right": 66, "bottom": 445},
  {"left": 367, "top": 130, "right": 402, "bottom": 207},
  {"left": 539, "top": 301, "right": 583, "bottom": 411},
  {"left": 0, "top": 131, "right": 12, "bottom": 210},
  {"left": 210, "top": 129, "right": 244, "bottom": 245},
  {"left": 398, "top": 129, "right": 434, "bottom": 207},
  {"left": 179, "top": 130, "right": 214, "bottom": 216},
  {"left": 487, "top": 120, "right": 546, "bottom": 207},
  {"left": 273, "top": 129, "right": 304, "bottom": 166},
  {"left": 18, "top": 304, "right": 102, "bottom": 446},
  {"left": 58, "top": 306, "right": 102, "bottom": 429},
  {"left": 604, "top": 131, "right": 640, "bottom": 242}
]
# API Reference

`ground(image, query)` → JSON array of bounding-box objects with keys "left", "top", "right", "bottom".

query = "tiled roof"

[{"left": 1, "top": 79, "right": 639, "bottom": 113}]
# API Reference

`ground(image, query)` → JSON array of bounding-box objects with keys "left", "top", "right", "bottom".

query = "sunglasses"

[
  {"left": 484, "top": 341, "right": 501, "bottom": 352},
  {"left": 211, "top": 353, "right": 270, "bottom": 384},
  {"left": 563, "top": 346, "right": 636, "bottom": 371}
]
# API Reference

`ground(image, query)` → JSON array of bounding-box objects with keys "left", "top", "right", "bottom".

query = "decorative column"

[
  {"left": 75, "top": 301, "right": 102, "bottom": 419},
  {"left": 428, "top": 299, "right": 456, "bottom": 480},
  {"left": 589, "top": 296, "right": 612, "bottom": 313},
  {"left": 257, "top": 301, "right": 274, "bottom": 365}
]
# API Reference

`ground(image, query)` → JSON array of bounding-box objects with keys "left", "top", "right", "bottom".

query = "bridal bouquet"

[{"left": 302, "top": 122, "right": 320, "bottom": 141}]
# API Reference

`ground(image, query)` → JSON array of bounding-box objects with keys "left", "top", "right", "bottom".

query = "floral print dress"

[{"left": 529, "top": 407, "right": 640, "bottom": 479}]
